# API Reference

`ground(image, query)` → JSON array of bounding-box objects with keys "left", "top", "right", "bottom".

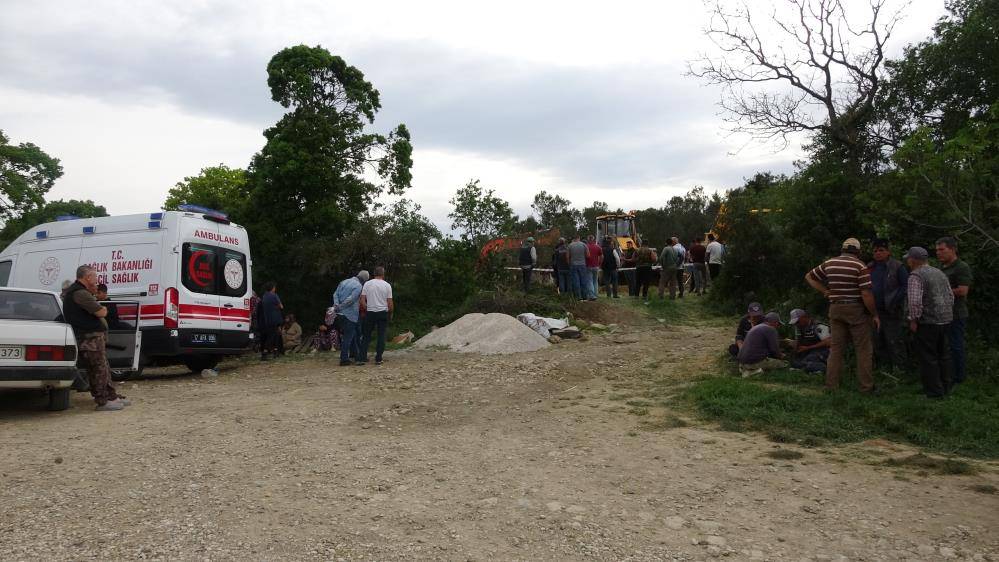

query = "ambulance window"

[
  {"left": 218, "top": 249, "right": 247, "bottom": 297},
  {"left": 0, "top": 261, "right": 11, "bottom": 287},
  {"left": 182, "top": 243, "right": 218, "bottom": 294}
]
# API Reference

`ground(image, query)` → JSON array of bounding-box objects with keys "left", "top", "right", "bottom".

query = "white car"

[{"left": 0, "top": 287, "right": 79, "bottom": 411}]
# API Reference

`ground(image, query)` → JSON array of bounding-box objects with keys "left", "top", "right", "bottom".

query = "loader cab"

[{"left": 596, "top": 213, "right": 640, "bottom": 249}]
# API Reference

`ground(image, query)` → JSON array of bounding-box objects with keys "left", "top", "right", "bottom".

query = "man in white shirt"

[
  {"left": 705, "top": 234, "right": 725, "bottom": 286},
  {"left": 358, "top": 266, "right": 394, "bottom": 365}
]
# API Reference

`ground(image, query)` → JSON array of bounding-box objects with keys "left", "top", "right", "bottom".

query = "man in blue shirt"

[
  {"left": 333, "top": 270, "right": 369, "bottom": 366},
  {"left": 868, "top": 239, "right": 909, "bottom": 373}
]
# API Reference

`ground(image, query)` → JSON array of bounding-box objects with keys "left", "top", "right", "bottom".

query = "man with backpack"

[
  {"left": 868, "top": 238, "right": 909, "bottom": 373},
  {"left": 635, "top": 240, "right": 658, "bottom": 302}
]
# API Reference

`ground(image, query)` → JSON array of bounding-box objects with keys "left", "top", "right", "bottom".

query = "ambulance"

[{"left": 0, "top": 205, "right": 253, "bottom": 374}]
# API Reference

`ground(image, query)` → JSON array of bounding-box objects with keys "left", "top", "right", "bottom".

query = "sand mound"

[{"left": 414, "top": 312, "right": 550, "bottom": 355}]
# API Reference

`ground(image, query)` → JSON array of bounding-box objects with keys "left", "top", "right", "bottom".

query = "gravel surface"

[{"left": 1, "top": 313, "right": 997, "bottom": 561}]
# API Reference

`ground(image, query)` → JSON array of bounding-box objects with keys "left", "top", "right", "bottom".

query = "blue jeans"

[
  {"left": 338, "top": 316, "right": 359, "bottom": 363},
  {"left": 949, "top": 317, "right": 967, "bottom": 383},
  {"left": 360, "top": 310, "right": 389, "bottom": 363},
  {"left": 556, "top": 269, "right": 570, "bottom": 294},
  {"left": 588, "top": 268, "right": 600, "bottom": 298},
  {"left": 570, "top": 265, "right": 589, "bottom": 299}
]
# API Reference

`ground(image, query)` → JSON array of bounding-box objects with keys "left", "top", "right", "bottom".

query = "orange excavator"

[{"left": 479, "top": 228, "right": 562, "bottom": 266}]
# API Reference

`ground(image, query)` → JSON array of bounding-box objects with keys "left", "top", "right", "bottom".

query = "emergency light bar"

[
  {"left": 55, "top": 215, "right": 80, "bottom": 221},
  {"left": 177, "top": 204, "right": 229, "bottom": 222}
]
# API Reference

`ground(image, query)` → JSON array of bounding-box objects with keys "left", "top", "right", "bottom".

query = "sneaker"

[
  {"left": 375, "top": 360, "right": 383, "bottom": 366},
  {"left": 339, "top": 360, "right": 353, "bottom": 367},
  {"left": 114, "top": 398, "right": 132, "bottom": 407},
  {"left": 740, "top": 367, "right": 763, "bottom": 378},
  {"left": 95, "top": 401, "right": 125, "bottom": 411},
  {"left": 355, "top": 361, "right": 367, "bottom": 366}
]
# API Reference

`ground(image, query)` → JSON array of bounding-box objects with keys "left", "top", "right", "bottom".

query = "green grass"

[{"left": 682, "top": 368, "right": 999, "bottom": 459}]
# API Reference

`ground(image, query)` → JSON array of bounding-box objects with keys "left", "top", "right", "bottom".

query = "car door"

[
  {"left": 179, "top": 240, "right": 222, "bottom": 334},
  {"left": 217, "top": 245, "right": 250, "bottom": 333},
  {"left": 102, "top": 300, "right": 143, "bottom": 372}
]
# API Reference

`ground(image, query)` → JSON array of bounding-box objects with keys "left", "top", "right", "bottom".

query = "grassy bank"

[{"left": 611, "top": 294, "right": 999, "bottom": 460}]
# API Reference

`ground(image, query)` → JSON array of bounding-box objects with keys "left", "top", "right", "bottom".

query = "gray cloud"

[{"left": 0, "top": 11, "right": 788, "bottom": 197}]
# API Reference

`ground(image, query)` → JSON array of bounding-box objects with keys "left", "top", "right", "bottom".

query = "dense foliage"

[{"left": 709, "top": 0, "right": 998, "bottom": 342}]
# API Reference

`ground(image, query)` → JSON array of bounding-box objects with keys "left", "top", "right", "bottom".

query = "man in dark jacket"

[
  {"left": 259, "top": 281, "right": 284, "bottom": 360},
  {"left": 868, "top": 239, "right": 909, "bottom": 373},
  {"left": 62, "top": 266, "right": 127, "bottom": 411},
  {"left": 519, "top": 237, "right": 537, "bottom": 293}
]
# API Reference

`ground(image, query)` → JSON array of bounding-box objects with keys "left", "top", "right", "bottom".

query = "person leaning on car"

[{"left": 62, "top": 265, "right": 129, "bottom": 411}]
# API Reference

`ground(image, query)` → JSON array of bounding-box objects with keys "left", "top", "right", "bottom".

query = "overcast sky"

[{"left": 0, "top": 0, "right": 945, "bottom": 231}]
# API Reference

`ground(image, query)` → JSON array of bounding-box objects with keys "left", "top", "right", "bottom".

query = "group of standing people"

[
  {"left": 729, "top": 236, "right": 973, "bottom": 400},
  {"left": 543, "top": 233, "right": 726, "bottom": 301},
  {"left": 250, "top": 267, "right": 395, "bottom": 367}
]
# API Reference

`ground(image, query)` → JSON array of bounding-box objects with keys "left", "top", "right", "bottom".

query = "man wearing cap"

[
  {"left": 518, "top": 237, "right": 537, "bottom": 293},
  {"left": 333, "top": 270, "right": 369, "bottom": 366},
  {"left": 806, "top": 238, "right": 879, "bottom": 392},
  {"left": 788, "top": 309, "right": 831, "bottom": 373},
  {"left": 728, "top": 302, "right": 764, "bottom": 357},
  {"left": 737, "top": 312, "right": 786, "bottom": 376},
  {"left": 868, "top": 238, "right": 909, "bottom": 373},
  {"left": 904, "top": 247, "right": 954, "bottom": 398}
]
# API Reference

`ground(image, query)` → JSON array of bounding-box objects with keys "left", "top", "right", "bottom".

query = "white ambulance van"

[{"left": 0, "top": 206, "right": 253, "bottom": 373}]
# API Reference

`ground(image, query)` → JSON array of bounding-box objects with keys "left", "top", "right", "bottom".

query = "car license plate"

[
  {"left": 0, "top": 345, "right": 24, "bottom": 359},
  {"left": 191, "top": 333, "right": 217, "bottom": 344}
]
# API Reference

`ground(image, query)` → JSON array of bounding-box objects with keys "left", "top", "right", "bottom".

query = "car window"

[
  {"left": 0, "top": 291, "right": 63, "bottom": 321},
  {"left": 0, "top": 261, "right": 11, "bottom": 287},
  {"left": 182, "top": 243, "right": 218, "bottom": 295}
]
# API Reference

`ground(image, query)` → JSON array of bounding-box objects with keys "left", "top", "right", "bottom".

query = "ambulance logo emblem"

[
  {"left": 223, "top": 259, "right": 244, "bottom": 290},
  {"left": 38, "top": 257, "right": 61, "bottom": 286}
]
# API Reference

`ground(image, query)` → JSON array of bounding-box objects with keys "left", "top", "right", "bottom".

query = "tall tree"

[
  {"left": 448, "top": 179, "right": 515, "bottom": 243},
  {"left": 689, "top": 0, "right": 903, "bottom": 155},
  {"left": 531, "top": 190, "right": 583, "bottom": 237},
  {"left": 164, "top": 164, "right": 248, "bottom": 218},
  {"left": 0, "top": 130, "right": 63, "bottom": 224},
  {"left": 244, "top": 44, "right": 413, "bottom": 289}
]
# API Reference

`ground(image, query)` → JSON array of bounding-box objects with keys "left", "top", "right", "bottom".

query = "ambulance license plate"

[{"left": 191, "top": 333, "right": 217, "bottom": 344}]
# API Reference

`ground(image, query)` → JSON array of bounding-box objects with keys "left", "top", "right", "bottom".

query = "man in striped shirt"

[{"left": 805, "top": 238, "right": 880, "bottom": 393}]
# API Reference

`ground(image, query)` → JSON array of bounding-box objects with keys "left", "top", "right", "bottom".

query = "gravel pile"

[{"left": 414, "top": 312, "right": 550, "bottom": 354}]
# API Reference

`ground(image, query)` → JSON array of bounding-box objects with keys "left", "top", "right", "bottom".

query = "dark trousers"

[
  {"left": 603, "top": 268, "right": 619, "bottom": 297},
  {"left": 337, "top": 316, "right": 359, "bottom": 363},
  {"left": 874, "top": 313, "right": 908, "bottom": 372},
  {"left": 915, "top": 323, "right": 952, "bottom": 398},
  {"left": 708, "top": 263, "right": 721, "bottom": 284},
  {"left": 624, "top": 269, "right": 637, "bottom": 296},
  {"left": 949, "top": 318, "right": 967, "bottom": 383},
  {"left": 260, "top": 325, "right": 282, "bottom": 358},
  {"left": 360, "top": 310, "right": 389, "bottom": 363},
  {"left": 675, "top": 269, "right": 685, "bottom": 297},
  {"left": 521, "top": 267, "right": 533, "bottom": 292},
  {"left": 556, "top": 269, "right": 570, "bottom": 294},
  {"left": 637, "top": 266, "right": 653, "bottom": 298},
  {"left": 791, "top": 348, "right": 830, "bottom": 373}
]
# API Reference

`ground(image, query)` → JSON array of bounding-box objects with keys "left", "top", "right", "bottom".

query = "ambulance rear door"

[
  {"left": 216, "top": 233, "right": 250, "bottom": 333},
  {"left": 178, "top": 231, "right": 222, "bottom": 336}
]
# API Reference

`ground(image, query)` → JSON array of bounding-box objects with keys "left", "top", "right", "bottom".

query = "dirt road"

[{"left": 1, "top": 309, "right": 997, "bottom": 561}]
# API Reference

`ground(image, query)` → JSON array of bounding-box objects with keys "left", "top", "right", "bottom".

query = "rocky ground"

[{"left": 0, "top": 305, "right": 997, "bottom": 561}]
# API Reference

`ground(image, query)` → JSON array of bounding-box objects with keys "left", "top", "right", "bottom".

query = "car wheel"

[
  {"left": 183, "top": 355, "right": 220, "bottom": 373},
  {"left": 48, "top": 388, "right": 71, "bottom": 411}
]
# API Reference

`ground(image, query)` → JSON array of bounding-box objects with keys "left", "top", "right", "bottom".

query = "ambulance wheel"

[
  {"left": 48, "top": 388, "right": 71, "bottom": 411},
  {"left": 184, "top": 355, "right": 219, "bottom": 373}
]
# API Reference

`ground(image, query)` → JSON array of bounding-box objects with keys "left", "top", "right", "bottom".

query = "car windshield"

[{"left": 0, "top": 291, "right": 63, "bottom": 322}]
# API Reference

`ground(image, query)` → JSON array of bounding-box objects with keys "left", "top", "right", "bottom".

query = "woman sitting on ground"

[
  {"left": 311, "top": 323, "right": 337, "bottom": 352},
  {"left": 282, "top": 313, "right": 302, "bottom": 349}
]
